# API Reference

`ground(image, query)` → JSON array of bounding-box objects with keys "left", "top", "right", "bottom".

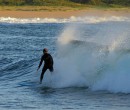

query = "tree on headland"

[
  {"left": 25, "top": 0, "right": 33, "bottom": 5},
  {"left": 70, "top": 0, "right": 130, "bottom": 6},
  {"left": 0, "top": 0, "right": 25, "bottom": 5},
  {"left": 70, "top": 0, "right": 89, "bottom": 3},
  {"left": 102, "top": 0, "right": 130, "bottom": 6},
  {"left": 70, "top": 0, "right": 103, "bottom": 4}
]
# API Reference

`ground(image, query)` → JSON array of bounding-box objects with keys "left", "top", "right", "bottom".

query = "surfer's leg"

[{"left": 40, "top": 66, "right": 47, "bottom": 84}]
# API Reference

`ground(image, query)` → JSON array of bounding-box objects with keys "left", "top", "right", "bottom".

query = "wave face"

[
  {"left": 0, "top": 16, "right": 129, "bottom": 23},
  {"left": 52, "top": 18, "right": 130, "bottom": 93}
]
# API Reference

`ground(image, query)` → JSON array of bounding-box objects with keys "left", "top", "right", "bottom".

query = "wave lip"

[{"left": 0, "top": 16, "right": 129, "bottom": 24}]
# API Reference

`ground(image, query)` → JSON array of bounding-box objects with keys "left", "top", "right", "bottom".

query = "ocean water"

[{"left": 0, "top": 16, "right": 130, "bottom": 110}]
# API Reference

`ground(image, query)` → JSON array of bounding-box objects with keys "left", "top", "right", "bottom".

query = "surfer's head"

[{"left": 43, "top": 48, "right": 48, "bottom": 53}]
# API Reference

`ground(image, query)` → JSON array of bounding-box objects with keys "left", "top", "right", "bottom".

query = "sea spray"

[{"left": 43, "top": 19, "right": 130, "bottom": 93}]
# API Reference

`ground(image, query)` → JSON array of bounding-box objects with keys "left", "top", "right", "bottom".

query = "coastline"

[{"left": 0, "top": 8, "right": 130, "bottom": 18}]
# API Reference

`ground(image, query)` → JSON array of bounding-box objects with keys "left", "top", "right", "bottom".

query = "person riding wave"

[{"left": 37, "top": 48, "right": 54, "bottom": 84}]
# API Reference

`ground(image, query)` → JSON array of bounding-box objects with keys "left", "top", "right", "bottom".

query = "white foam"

[
  {"left": 43, "top": 19, "right": 130, "bottom": 93},
  {"left": 0, "top": 16, "right": 129, "bottom": 24}
]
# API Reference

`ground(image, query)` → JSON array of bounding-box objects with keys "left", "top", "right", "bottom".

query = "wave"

[
  {"left": 42, "top": 20, "right": 130, "bottom": 93},
  {"left": 0, "top": 16, "right": 129, "bottom": 24},
  {"left": 0, "top": 58, "right": 37, "bottom": 81},
  {"left": 1, "top": 15, "right": 130, "bottom": 93}
]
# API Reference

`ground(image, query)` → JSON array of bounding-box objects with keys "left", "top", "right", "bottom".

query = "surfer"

[{"left": 37, "top": 48, "right": 54, "bottom": 84}]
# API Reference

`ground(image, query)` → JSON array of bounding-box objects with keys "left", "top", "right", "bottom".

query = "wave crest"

[{"left": 0, "top": 16, "right": 129, "bottom": 24}]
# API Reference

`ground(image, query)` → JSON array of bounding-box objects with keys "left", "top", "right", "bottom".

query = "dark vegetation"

[{"left": 0, "top": 0, "right": 129, "bottom": 6}]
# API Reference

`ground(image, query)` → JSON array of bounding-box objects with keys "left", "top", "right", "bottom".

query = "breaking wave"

[
  {"left": 42, "top": 18, "right": 130, "bottom": 93},
  {"left": 0, "top": 16, "right": 129, "bottom": 24},
  {"left": 1, "top": 15, "right": 130, "bottom": 94}
]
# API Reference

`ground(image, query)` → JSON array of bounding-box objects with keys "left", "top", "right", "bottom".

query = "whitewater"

[{"left": 0, "top": 15, "right": 130, "bottom": 110}]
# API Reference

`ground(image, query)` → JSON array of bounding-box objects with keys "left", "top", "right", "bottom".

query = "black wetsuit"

[{"left": 38, "top": 53, "right": 54, "bottom": 83}]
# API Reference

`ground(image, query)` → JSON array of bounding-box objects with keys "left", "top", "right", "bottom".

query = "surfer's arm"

[{"left": 37, "top": 55, "right": 44, "bottom": 70}]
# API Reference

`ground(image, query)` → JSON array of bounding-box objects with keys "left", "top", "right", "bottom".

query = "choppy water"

[{"left": 0, "top": 16, "right": 130, "bottom": 110}]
